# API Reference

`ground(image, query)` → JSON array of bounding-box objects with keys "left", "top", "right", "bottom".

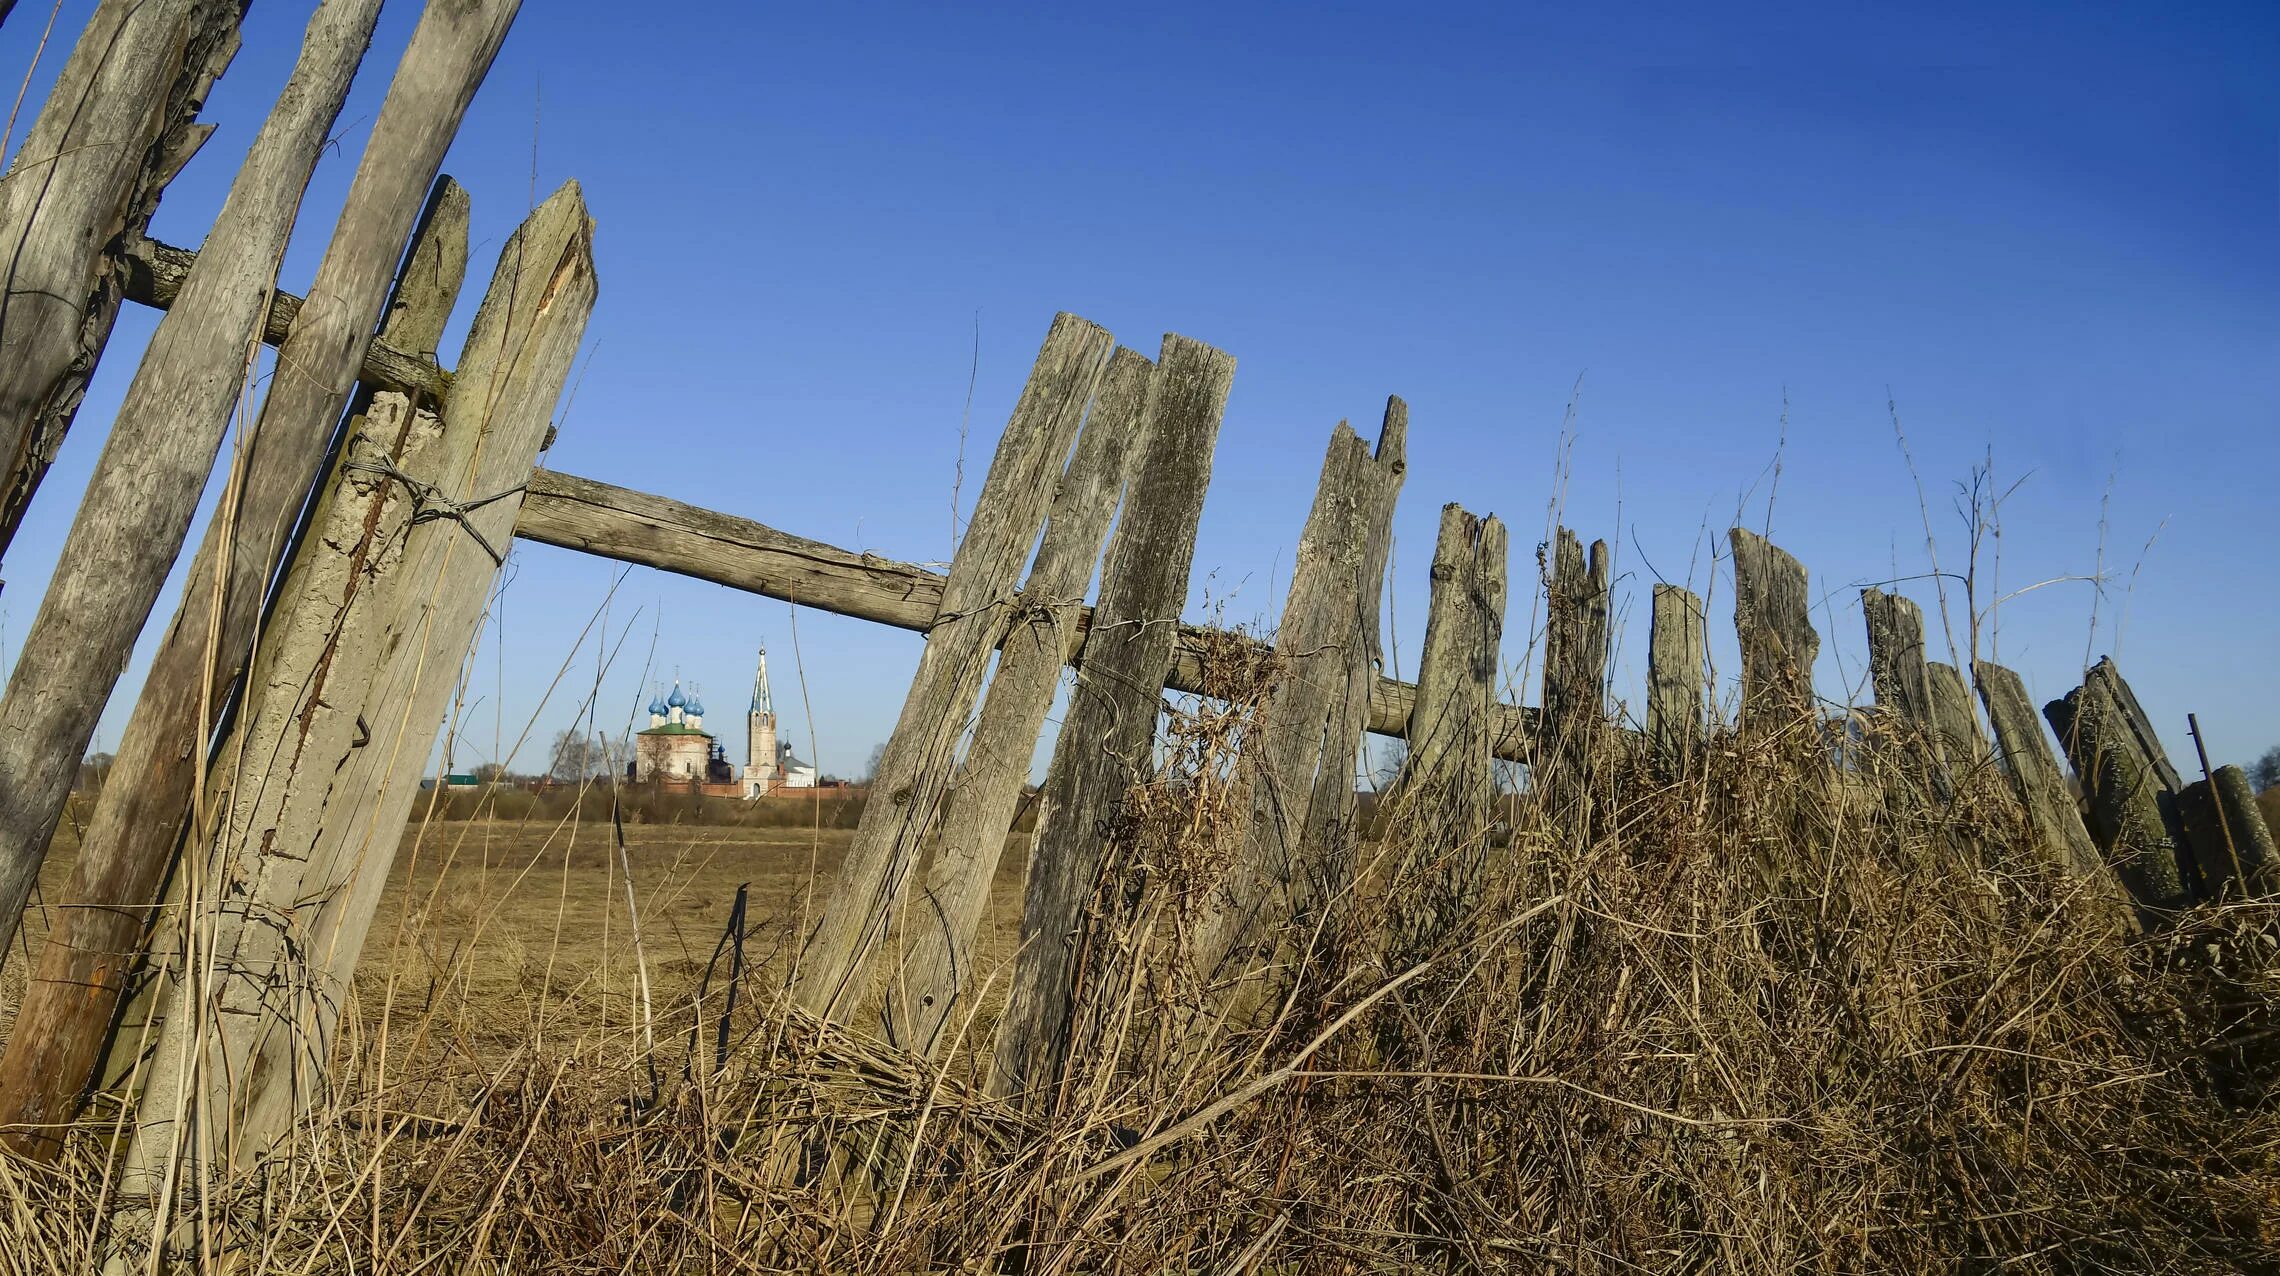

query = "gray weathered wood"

[
  {"left": 0, "top": 0, "right": 244, "bottom": 560},
  {"left": 1645, "top": 583, "right": 1707, "bottom": 770},
  {"left": 1382, "top": 504, "right": 1507, "bottom": 957},
  {"left": 515, "top": 470, "right": 1554, "bottom": 758},
  {"left": 0, "top": 0, "right": 521, "bottom": 1154},
  {"left": 2045, "top": 671, "right": 2192, "bottom": 915},
  {"left": 1540, "top": 528, "right": 1611, "bottom": 779},
  {"left": 887, "top": 347, "right": 1155, "bottom": 1057},
  {"left": 1729, "top": 528, "right": 1818, "bottom": 735},
  {"left": 229, "top": 187, "right": 593, "bottom": 1161},
  {"left": 2177, "top": 767, "right": 2277, "bottom": 901},
  {"left": 1973, "top": 662, "right": 2121, "bottom": 893},
  {"left": 0, "top": 0, "right": 382, "bottom": 967},
  {"left": 2090, "top": 658, "right": 2183, "bottom": 792},
  {"left": 993, "top": 334, "right": 1232, "bottom": 1102},
  {"left": 1304, "top": 397, "right": 1406, "bottom": 859},
  {"left": 793, "top": 314, "right": 1112, "bottom": 1022},
  {"left": 1194, "top": 408, "right": 1405, "bottom": 990},
  {"left": 119, "top": 233, "right": 450, "bottom": 399},
  {"left": 116, "top": 191, "right": 471, "bottom": 1187},
  {"left": 1925, "top": 661, "right": 1992, "bottom": 775},
  {"left": 1862, "top": 589, "right": 1937, "bottom": 746}
]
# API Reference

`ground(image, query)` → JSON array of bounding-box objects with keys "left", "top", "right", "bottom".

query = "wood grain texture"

[
  {"left": 1540, "top": 527, "right": 1611, "bottom": 779},
  {"left": 1973, "top": 662, "right": 2124, "bottom": 901},
  {"left": 793, "top": 314, "right": 1112, "bottom": 1022},
  {"left": 888, "top": 347, "right": 1154, "bottom": 1057},
  {"left": 0, "top": 0, "right": 381, "bottom": 968},
  {"left": 1195, "top": 405, "right": 1405, "bottom": 991},
  {"left": 1925, "top": 661, "right": 1992, "bottom": 773},
  {"left": 1645, "top": 583, "right": 1707, "bottom": 770},
  {"left": 2045, "top": 669, "right": 2191, "bottom": 916},
  {"left": 0, "top": 0, "right": 520, "bottom": 1154},
  {"left": 0, "top": 0, "right": 244, "bottom": 560},
  {"left": 993, "top": 334, "right": 1232, "bottom": 1103},
  {"left": 2177, "top": 767, "right": 2277, "bottom": 900},
  {"left": 1729, "top": 528, "right": 1818, "bottom": 735}
]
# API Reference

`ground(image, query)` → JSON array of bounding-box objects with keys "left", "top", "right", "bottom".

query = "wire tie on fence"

[{"left": 339, "top": 432, "right": 524, "bottom": 565}]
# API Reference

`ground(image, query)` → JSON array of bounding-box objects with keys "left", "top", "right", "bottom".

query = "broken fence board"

[
  {"left": 1730, "top": 528, "right": 1819, "bottom": 736},
  {"left": 1645, "top": 583, "right": 1707, "bottom": 770},
  {"left": 2046, "top": 671, "right": 2192, "bottom": 916}
]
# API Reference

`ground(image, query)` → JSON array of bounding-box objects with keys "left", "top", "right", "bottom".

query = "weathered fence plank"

[
  {"left": 1925, "top": 661, "right": 1992, "bottom": 773},
  {"left": 1194, "top": 406, "right": 1406, "bottom": 991},
  {"left": 114, "top": 192, "right": 471, "bottom": 1187},
  {"left": 1973, "top": 662, "right": 2120, "bottom": 888},
  {"left": 993, "top": 334, "right": 1233, "bottom": 1102},
  {"left": 2045, "top": 669, "right": 2192, "bottom": 915},
  {"left": 0, "top": 0, "right": 244, "bottom": 560},
  {"left": 1382, "top": 503, "right": 1507, "bottom": 958},
  {"left": 887, "top": 347, "right": 1155, "bottom": 1057},
  {"left": 1729, "top": 528, "right": 1818, "bottom": 735},
  {"left": 1645, "top": 583, "right": 1707, "bottom": 770},
  {"left": 216, "top": 186, "right": 592, "bottom": 1164},
  {"left": 0, "top": 0, "right": 382, "bottom": 962},
  {"left": 515, "top": 471, "right": 1553, "bottom": 757},
  {"left": 2177, "top": 767, "right": 2277, "bottom": 900},
  {"left": 793, "top": 314, "right": 1113, "bottom": 1022},
  {"left": 0, "top": 0, "right": 524, "bottom": 1152},
  {"left": 1304, "top": 398, "right": 1406, "bottom": 855},
  {"left": 1540, "top": 528, "right": 1611, "bottom": 781},
  {"left": 1862, "top": 589, "right": 1937, "bottom": 746}
]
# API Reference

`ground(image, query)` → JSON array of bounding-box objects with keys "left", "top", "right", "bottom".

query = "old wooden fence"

[{"left": 0, "top": 0, "right": 2269, "bottom": 1189}]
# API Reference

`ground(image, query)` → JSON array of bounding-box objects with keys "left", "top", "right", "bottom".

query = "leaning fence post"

[
  {"left": 222, "top": 184, "right": 594, "bottom": 1164},
  {"left": 1925, "top": 661, "right": 1993, "bottom": 774},
  {"left": 888, "top": 347, "right": 1156, "bottom": 1057},
  {"left": 793, "top": 314, "right": 1113, "bottom": 1023},
  {"left": 1645, "top": 583, "right": 1708, "bottom": 772},
  {"left": 1972, "top": 660, "right": 2130, "bottom": 915},
  {"left": 0, "top": 0, "right": 245, "bottom": 563},
  {"left": 1193, "top": 404, "right": 1405, "bottom": 994},
  {"left": 992, "top": 333, "right": 1232, "bottom": 1103},
  {"left": 2177, "top": 767, "right": 2277, "bottom": 901}
]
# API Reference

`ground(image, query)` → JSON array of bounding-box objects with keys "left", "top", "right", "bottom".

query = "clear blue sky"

[{"left": 2, "top": 1, "right": 2273, "bottom": 781}]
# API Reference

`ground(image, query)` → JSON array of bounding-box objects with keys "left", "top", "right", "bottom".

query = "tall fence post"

[
  {"left": 1382, "top": 503, "right": 1507, "bottom": 960},
  {"left": 1193, "top": 406, "right": 1406, "bottom": 995},
  {"left": 993, "top": 334, "right": 1233, "bottom": 1103},
  {"left": 793, "top": 314, "right": 1113, "bottom": 1023},
  {"left": 0, "top": 0, "right": 245, "bottom": 561},
  {"left": 888, "top": 347, "right": 1156, "bottom": 1057},
  {"left": 1645, "top": 583, "right": 1707, "bottom": 772},
  {"left": 1305, "top": 398, "right": 1406, "bottom": 853},
  {"left": 1540, "top": 527, "right": 1611, "bottom": 788}
]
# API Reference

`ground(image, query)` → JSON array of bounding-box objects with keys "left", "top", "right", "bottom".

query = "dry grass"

[{"left": 2, "top": 703, "right": 2277, "bottom": 1273}]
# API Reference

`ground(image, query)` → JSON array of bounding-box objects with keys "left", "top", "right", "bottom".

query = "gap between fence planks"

[
  {"left": 992, "top": 333, "right": 1233, "bottom": 1103},
  {"left": 792, "top": 314, "right": 1114, "bottom": 1024},
  {"left": 0, "top": 0, "right": 524, "bottom": 1158},
  {"left": 886, "top": 346, "right": 1156, "bottom": 1058},
  {"left": 0, "top": 0, "right": 245, "bottom": 562},
  {"left": 0, "top": 0, "right": 382, "bottom": 965}
]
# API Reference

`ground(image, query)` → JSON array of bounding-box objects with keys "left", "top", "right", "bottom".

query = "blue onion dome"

[
  {"left": 647, "top": 694, "right": 667, "bottom": 716},
  {"left": 666, "top": 683, "right": 687, "bottom": 709},
  {"left": 689, "top": 696, "right": 705, "bottom": 716}
]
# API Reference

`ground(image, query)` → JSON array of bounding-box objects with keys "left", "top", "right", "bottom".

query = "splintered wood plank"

[
  {"left": 1194, "top": 404, "right": 1405, "bottom": 993},
  {"left": 0, "top": 0, "right": 377, "bottom": 962},
  {"left": 1381, "top": 503, "right": 1507, "bottom": 958},
  {"left": 1862, "top": 588, "right": 1938, "bottom": 746},
  {"left": 1729, "top": 528, "right": 1818, "bottom": 736},
  {"left": 794, "top": 314, "right": 1113, "bottom": 1022},
  {"left": 888, "top": 347, "right": 1155, "bottom": 1057},
  {"left": 1645, "top": 583, "right": 1708, "bottom": 770},
  {"left": 1925, "top": 661, "right": 1992, "bottom": 773},
  {"left": 0, "top": 0, "right": 245, "bottom": 560},
  {"left": 1305, "top": 398, "right": 1406, "bottom": 861},
  {"left": 993, "top": 334, "right": 1233, "bottom": 1102}
]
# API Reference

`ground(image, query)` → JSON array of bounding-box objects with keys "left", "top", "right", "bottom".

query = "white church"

[{"left": 631, "top": 646, "right": 817, "bottom": 795}]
